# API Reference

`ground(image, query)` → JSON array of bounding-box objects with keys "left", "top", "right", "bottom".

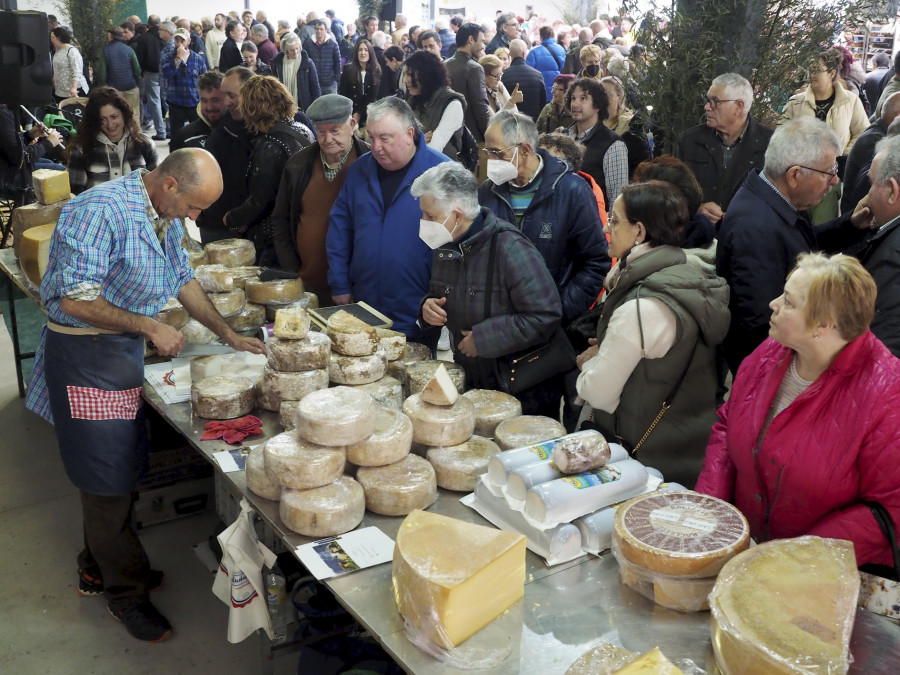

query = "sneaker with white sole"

[{"left": 438, "top": 326, "right": 451, "bottom": 352}]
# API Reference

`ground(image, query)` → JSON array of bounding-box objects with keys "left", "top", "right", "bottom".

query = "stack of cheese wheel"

[
  {"left": 194, "top": 264, "right": 266, "bottom": 334},
  {"left": 264, "top": 292, "right": 319, "bottom": 321},
  {"left": 326, "top": 310, "right": 388, "bottom": 387},
  {"left": 261, "top": 306, "right": 329, "bottom": 414},
  {"left": 611, "top": 491, "right": 751, "bottom": 612},
  {"left": 341, "top": 326, "right": 408, "bottom": 410},
  {"left": 386, "top": 342, "right": 432, "bottom": 385}
]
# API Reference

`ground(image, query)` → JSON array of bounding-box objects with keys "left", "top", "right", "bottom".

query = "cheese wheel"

[
  {"left": 180, "top": 318, "right": 220, "bottom": 344},
  {"left": 264, "top": 292, "right": 317, "bottom": 321},
  {"left": 551, "top": 430, "right": 611, "bottom": 475},
  {"left": 266, "top": 332, "right": 332, "bottom": 372},
  {"left": 32, "top": 168, "right": 70, "bottom": 205},
  {"left": 205, "top": 238, "right": 256, "bottom": 267},
  {"left": 246, "top": 444, "right": 281, "bottom": 500},
  {"left": 376, "top": 328, "right": 406, "bottom": 360},
  {"left": 426, "top": 435, "right": 501, "bottom": 492},
  {"left": 279, "top": 476, "right": 365, "bottom": 537},
  {"left": 346, "top": 408, "right": 413, "bottom": 466},
  {"left": 154, "top": 298, "right": 189, "bottom": 329},
  {"left": 327, "top": 309, "right": 378, "bottom": 356},
  {"left": 279, "top": 400, "right": 302, "bottom": 431},
  {"left": 191, "top": 375, "right": 256, "bottom": 419},
  {"left": 186, "top": 247, "right": 208, "bottom": 269},
  {"left": 189, "top": 352, "right": 267, "bottom": 384},
  {"left": 208, "top": 288, "right": 246, "bottom": 318},
  {"left": 613, "top": 491, "right": 751, "bottom": 577},
  {"left": 295, "top": 386, "right": 377, "bottom": 446},
  {"left": 245, "top": 278, "right": 304, "bottom": 305},
  {"left": 386, "top": 342, "right": 432, "bottom": 380},
  {"left": 405, "top": 360, "right": 466, "bottom": 397},
  {"left": 351, "top": 375, "right": 403, "bottom": 410},
  {"left": 224, "top": 303, "right": 266, "bottom": 331},
  {"left": 273, "top": 306, "right": 310, "bottom": 339},
  {"left": 494, "top": 415, "right": 567, "bottom": 451},
  {"left": 263, "top": 431, "right": 346, "bottom": 489},
  {"left": 328, "top": 347, "right": 387, "bottom": 385},
  {"left": 257, "top": 366, "right": 328, "bottom": 411},
  {"left": 401, "top": 393, "right": 476, "bottom": 447},
  {"left": 461, "top": 389, "right": 523, "bottom": 437},
  {"left": 194, "top": 264, "right": 235, "bottom": 292},
  {"left": 228, "top": 266, "right": 261, "bottom": 289},
  {"left": 356, "top": 454, "right": 437, "bottom": 516},
  {"left": 19, "top": 223, "right": 55, "bottom": 287},
  {"left": 11, "top": 199, "right": 66, "bottom": 258}
]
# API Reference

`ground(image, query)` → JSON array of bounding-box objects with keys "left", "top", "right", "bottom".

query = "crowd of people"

[{"left": 3, "top": 6, "right": 900, "bottom": 650}]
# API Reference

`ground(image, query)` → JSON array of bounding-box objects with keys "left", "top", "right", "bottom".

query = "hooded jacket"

[{"left": 67, "top": 132, "right": 158, "bottom": 194}]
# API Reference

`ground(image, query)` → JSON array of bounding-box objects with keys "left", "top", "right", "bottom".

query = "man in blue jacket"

[
  {"left": 526, "top": 26, "right": 566, "bottom": 100},
  {"left": 327, "top": 97, "right": 450, "bottom": 348},
  {"left": 304, "top": 20, "right": 341, "bottom": 94}
]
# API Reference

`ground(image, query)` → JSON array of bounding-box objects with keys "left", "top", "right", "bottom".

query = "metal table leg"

[{"left": 6, "top": 280, "right": 30, "bottom": 398}]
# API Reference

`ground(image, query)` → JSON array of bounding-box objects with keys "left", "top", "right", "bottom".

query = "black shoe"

[
  {"left": 108, "top": 600, "right": 173, "bottom": 642},
  {"left": 151, "top": 135, "right": 166, "bottom": 141},
  {"left": 78, "top": 568, "right": 164, "bottom": 597}
]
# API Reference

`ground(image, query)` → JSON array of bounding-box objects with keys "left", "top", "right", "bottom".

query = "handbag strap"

[{"left": 862, "top": 501, "right": 900, "bottom": 579}]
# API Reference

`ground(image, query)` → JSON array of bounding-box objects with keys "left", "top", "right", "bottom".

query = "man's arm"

[{"left": 177, "top": 279, "right": 266, "bottom": 354}]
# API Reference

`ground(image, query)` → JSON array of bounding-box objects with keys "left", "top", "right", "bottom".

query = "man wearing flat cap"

[{"left": 271, "top": 94, "right": 369, "bottom": 304}]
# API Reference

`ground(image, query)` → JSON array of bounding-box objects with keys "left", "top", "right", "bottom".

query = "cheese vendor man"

[{"left": 25, "top": 148, "right": 266, "bottom": 643}]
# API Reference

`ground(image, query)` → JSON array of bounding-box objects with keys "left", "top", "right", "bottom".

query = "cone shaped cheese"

[{"left": 419, "top": 362, "right": 459, "bottom": 406}]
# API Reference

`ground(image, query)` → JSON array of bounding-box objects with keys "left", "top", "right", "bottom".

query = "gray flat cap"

[{"left": 306, "top": 94, "right": 354, "bottom": 125}]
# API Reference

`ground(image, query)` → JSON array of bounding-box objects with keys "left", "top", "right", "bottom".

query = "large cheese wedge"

[
  {"left": 461, "top": 389, "right": 522, "bottom": 437},
  {"left": 426, "top": 436, "right": 500, "bottom": 492},
  {"left": 613, "top": 491, "right": 750, "bottom": 577},
  {"left": 346, "top": 408, "right": 413, "bottom": 466},
  {"left": 494, "top": 415, "right": 566, "bottom": 451},
  {"left": 191, "top": 375, "right": 255, "bottom": 419},
  {"left": 245, "top": 278, "right": 304, "bottom": 305},
  {"left": 392, "top": 509, "right": 526, "bottom": 649},
  {"left": 405, "top": 360, "right": 465, "bottom": 397},
  {"left": 327, "top": 309, "right": 379, "bottom": 356},
  {"left": 402, "top": 393, "right": 475, "bottom": 447},
  {"left": 263, "top": 431, "right": 345, "bottom": 489},
  {"left": 709, "top": 536, "right": 859, "bottom": 675},
  {"left": 419, "top": 362, "right": 459, "bottom": 406},
  {"left": 205, "top": 238, "right": 256, "bottom": 267},
  {"left": 32, "top": 168, "right": 70, "bottom": 204},
  {"left": 11, "top": 198, "right": 66, "bottom": 258},
  {"left": 267, "top": 332, "right": 331, "bottom": 372},
  {"left": 280, "top": 476, "right": 365, "bottom": 537},
  {"left": 19, "top": 223, "right": 55, "bottom": 287},
  {"left": 295, "top": 386, "right": 377, "bottom": 446},
  {"left": 328, "top": 347, "right": 387, "bottom": 385},
  {"left": 356, "top": 454, "right": 437, "bottom": 515}
]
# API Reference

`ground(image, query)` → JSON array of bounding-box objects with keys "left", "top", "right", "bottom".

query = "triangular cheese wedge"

[
  {"left": 419, "top": 362, "right": 458, "bottom": 406},
  {"left": 20, "top": 223, "right": 55, "bottom": 287}
]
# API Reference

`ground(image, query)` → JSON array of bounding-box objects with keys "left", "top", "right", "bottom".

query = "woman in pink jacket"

[{"left": 696, "top": 252, "right": 900, "bottom": 567}]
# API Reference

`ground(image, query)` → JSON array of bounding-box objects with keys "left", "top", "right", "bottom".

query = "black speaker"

[
  {"left": 379, "top": 0, "right": 397, "bottom": 22},
  {"left": 0, "top": 10, "right": 53, "bottom": 106}
]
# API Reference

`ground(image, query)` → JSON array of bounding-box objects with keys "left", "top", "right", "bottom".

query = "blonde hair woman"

[{"left": 479, "top": 54, "right": 522, "bottom": 114}]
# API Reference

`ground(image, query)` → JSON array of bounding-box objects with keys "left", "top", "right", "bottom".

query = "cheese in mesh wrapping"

[
  {"left": 263, "top": 431, "right": 345, "bottom": 489},
  {"left": 709, "top": 536, "right": 859, "bottom": 675},
  {"left": 295, "top": 386, "right": 377, "bottom": 446},
  {"left": 356, "top": 454, "right": 437, "bottom": 515},
  {"left": 280, "top": 476, "right": 365, "bottom": 537}
]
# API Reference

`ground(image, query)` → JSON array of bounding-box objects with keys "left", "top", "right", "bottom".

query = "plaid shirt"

[
  {"left": 160, "top": 49, "right": 208, "bottom": 107},
  {"left": 25, "top": 170, "right": 194, "bottom": 422}
]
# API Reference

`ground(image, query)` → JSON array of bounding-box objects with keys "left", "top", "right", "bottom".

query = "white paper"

[
  {"left": 294, "top": 527, "right": 395, "bottom": 580},
  {"left": 144, "top": 359, "right": 192, "bottom": 404},
  {"left": 213, "top": 447, "right": 251, "bottom": 472}
]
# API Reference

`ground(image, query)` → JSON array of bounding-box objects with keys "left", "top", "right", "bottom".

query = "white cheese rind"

[
  {"left": 426, "top": 436, "right": 501, "bottom": 492},
  {"left": 191, "top": 375, "right": 256, "bottom": 419},
  {"left": 295, "top": 386, "right": 377, "bottom": 446},
  {"left": 257, "top": 366, "right": 329, "bottom": 411},
  {"left": 376, "top": 328, "right": 407, "bottom": 360},
  {"left": 346, "top": 408, "right": 413, "bottom": 467},
  {"left": 356, "top": 454, "right": 437, "bottom": 516},
  {"left": 401, "top": 393, "right": 476, "bottom": 447},
  {"left": 279, "top": 476, "right": 365, "bottom": 537},
  {"left": 273, "top": 306, "right": 310, "bottom": 339},
  {"left": 263, "top": 431, "right": 346, "bottom": 489},
  {"left": 461, "top": 389, "right": 523, "bottom": 437},
  {"left": 327, "top": 309, "right": 379, "bottom": 356},
  {"left": 266, "top": 332, "right": 332, "bottom": 372},
  {"left": 328, "top": 347, "right": 388, "bottom": 385}
]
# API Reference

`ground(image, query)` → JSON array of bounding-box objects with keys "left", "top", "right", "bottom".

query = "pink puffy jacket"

[{"left": 695, "top": 330, "right": 900, "bottom": 567}]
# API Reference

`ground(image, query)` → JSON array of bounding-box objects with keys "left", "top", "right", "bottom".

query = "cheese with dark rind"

[
  {"left": 401, "top": 393, "right": 476, "bottom": 447},
  {"left": 224, "top": 303, "right": 266, "bottom": 331},
  {"left": 494, "top": 415, "right": 567, "bottom": 451},
  {"left": 328, "top": 347, "right": 387, "bottom": 385},
  {"left": 205, "top": 238, "right": 256, "bottom": 267},
  {"left": 327, "top": 309, "right": 379, "bottom": 356},
  {"left": 266, "top": 332, "right": 331, "bottom": 372},
  {"left": 246, "top": 444, "right": 281, "bottom": 500},
  {"left": 279, "top": 476, "right": 365, "bottom": 537},
  {"left": 31, "top": 168, "right": 70, "bottom": 204},
  {"left": 257, "top": 366, "right": 328, "bottom": 411},
  {"left": 351, "top": 375, "right": 403, "bottom": 410},
  {"left": 376, "top": 328, "right": 407, "bottom": 360},
  {"left": 208, "top": 288, "right": 246, "bottom": 317},
  {"left": 263, "top": 431, "right": 345, "bottom": 489},
  {"left": 386, "top": 342, "right": 432, "bottom": 380},
  {"left": 405, "top": 360, "right": 466, "bottom": 397},
  {"left": 244, "top": 278, "right": 304, "bottom": 305},
  {"left": 461, "top": 389, "right": 523, "bottom": 437},
  {"left": 356, "top": 454, "right": 437, "bottom": 515},
  {"left": 346, "top": 408, "right": 413, "bottom": 466},
  {"left": 154, "top": 297, "right": 190, "bottom": 329},
  {"left": 273, "top": 306, "right": 310, "bottom": 339},
  {"left": 191, "top": 375, "right": 255, "bottom": 419},
  {"left": 426, "top": 436, "right": 501, "bottom": 492},
  {"left": 295, "top": 386, "right": 377, "bottom": 446}
]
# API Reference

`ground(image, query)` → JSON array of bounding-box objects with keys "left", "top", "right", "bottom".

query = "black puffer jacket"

[{"left": 271, "top": 51, "right": 321, "bottom": 111}]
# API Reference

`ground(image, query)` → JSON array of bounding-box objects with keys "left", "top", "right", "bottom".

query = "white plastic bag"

[{"left": 212, "top": 498, "right": 278, "bottom": 642}]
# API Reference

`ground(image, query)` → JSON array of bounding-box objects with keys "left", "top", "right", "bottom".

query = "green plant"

[{"left": 56, "top": 0, "right": 126, "bottom": 82}]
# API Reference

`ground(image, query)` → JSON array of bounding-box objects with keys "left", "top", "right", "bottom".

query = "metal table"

[
  {"left": 141, "top": 384, "right": 900, "bottom": 674},
  {"left": 0, "top": 248, "right": 43, "bottom": 398}
]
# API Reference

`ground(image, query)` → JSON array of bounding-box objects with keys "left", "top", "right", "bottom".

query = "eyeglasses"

[
  {"left": 703, "top": 96, "right": 738, "bottom": 109},
  {"left": 797, "top": 164, "right": 839, "bottom": 180},
  {"left": 485, "top": 72, "right": 501, "bottom": 79},
  {"left": 481, "top": 144, "right": 517, "bottom": 159}
]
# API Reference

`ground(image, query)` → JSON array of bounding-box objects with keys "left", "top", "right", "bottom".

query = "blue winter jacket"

[
  {"left": 326, "top": 132, "right": 450, "bottom": 337},
  {"left": 477, "top": 149, "right": 611, "bottom": 323},
  {"left": 303, "top": 38, "right": 341, "bottom": 89},
  {"left": 525, "top": 38, "right": 566, "bottom": 100}
]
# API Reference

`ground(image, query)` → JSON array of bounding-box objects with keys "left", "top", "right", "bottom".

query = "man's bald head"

[
  {"left": 147, "top": 149, "right": 223, "bottom": 220},
  {"left": 882, "top": 92, "right": 900, "bottom": 127},
  {"left": 509, "top": 38, "right": 528, "bottom": 59}
]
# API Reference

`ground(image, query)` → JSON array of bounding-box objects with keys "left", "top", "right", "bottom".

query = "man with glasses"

[
  {"left": 487, "top": 12, "right": 519, "bottom": 55},
  {"left": 446, "top": 23, "right": 491, "bottom": 142},
  {"left": 677, "top": 73, "right": 773, "bottom": 224}
]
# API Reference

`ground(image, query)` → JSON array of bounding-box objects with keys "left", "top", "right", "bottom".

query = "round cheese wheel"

[
  {"left": 494, "top": 415, "right": 566, "bottom": 451},
  {"left": 401, "top": 393, "right": 476, "bottom": 447},
  {"left": 229, "top": 266, "right": 261, "bottom": 289},
  {"left": 186, "top": 247, "right": 208, "bottom": 269},
  {"left": 279, "top": 476, "right": 365, "bottom": 537},
  {"left": 266, "top": 332, "right": 332, "bottom": 372},
  {"left": 257, "top": 366, "right": 328, "bottom": 411},
  {"left": 386, "top": 342, "right": 432, "bottom": 380},
  {"left": 279, "top": 400, "right": 302, "bottom": 431},
  {"left": 329, "top": 347, "right": 388, "bottom": 385},
  {"left": 205, "top": 238, "right": 256, "bottom": 267},
  {"left": 376, "top": 328, "right": 406, "bottom": 360},
  {"left": 295, "top": 386, "right": 377, "bottom": 446},
  {"left": 225, "top": 303, "right": 266, "bottom": 331},
  {"left": 209, "top": 289, "right": 246, "bottom": 318},
  {"left": 195, "top": 264, "right": 235, "bottom": 293},
  {"left": 426, "top": 435, "right": 501, "bottom": 492},
  {"left": 189, "top": 352, "right": 266, "bottom": 384},
  {"left": 351, "top": 375, "right": 403, "bottom": 410},
  {"left": 356, "top": 454, "right": 437, "bottom": 516},
  {"left": 461, "top": 389, "right": 523, "bottom": 437},
  {"left": 346, "top": 409, "right": 413, "bottom": 466},
  {"left": 191, "top": 375, "right": 255, "bottom": 419},
  {"left": 245, "top": 278, "right": 304, "bottom": 305},
  {"left": 180, "top": 318, "right": 220, "bottom": 344},
  {"left": 263, "top": 431, "right": 346, "bottom": 490},
  {"left": 246, "top": 444, "right": 281, "bottom": 500},
  {"left": 405, "top": 360, "right": 466, "bottom": 397},
  {"left": 273, "top": 306, "right": 310, "bottom": 340},
  {"left": 154, "top": 298, "right": 189, "bottom": 329},
  {"left": 613, "top": 491, "right": 751, "bottom": 577}
]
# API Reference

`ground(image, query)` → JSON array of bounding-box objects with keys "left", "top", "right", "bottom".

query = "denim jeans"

[{"left": 143, "top": 72, "right": 164, "bottom": 138}]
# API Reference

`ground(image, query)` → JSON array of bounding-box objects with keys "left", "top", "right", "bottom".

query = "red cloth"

[
  {"left": 66, "top": 385, "right": 142, "bottom": 420},
  {"left": 201, "top": 415, "right": 264, "bottom": 444},
  {"left": 695, "top": 330, "right": 900, "bottom": 567}
]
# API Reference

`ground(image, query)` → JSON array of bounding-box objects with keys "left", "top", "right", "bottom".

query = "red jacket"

[{"left": 695, "top": 330, "right": 900, "bottom": 567}]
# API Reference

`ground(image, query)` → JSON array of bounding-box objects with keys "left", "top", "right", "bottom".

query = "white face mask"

[
  {"left": 419, "top": 212, "right": 459, "bottom": 249},
  {"left": 487, "top": 147, "right": 520, "bottom": 184}
]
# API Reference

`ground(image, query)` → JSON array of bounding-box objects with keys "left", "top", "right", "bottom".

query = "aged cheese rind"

[
  {"left": 461, "top": 389, "right": 523, "bottom": 437},
  {"left": 426, "top": 436, "right": 501, "bottom": 492},
  {"left": 246, "top": 444, "right": 281, "bottom": 500},
  {"left": 419, "top": 362, "right": 459, "bottom": 406},
  {"left": 279, "top": 476, "right": 365, "bottom": 537},
  {"left": 225, "top": 303, "right": 266, "bottom": 331},
  {"left": 392, "top": 509, "right": 526, "bottom": 649},
  {"left": 327, "top": 309, "right": 379, "bottom": 356},
  {"left": 279, "top": 400, "right": 302, "bottom": 431},
  {"left": 180, "top": 318, "right": 220, "bottom": 344},
  {"left": 351, "top": 375, "right": 403, "bottom": 410},
  {"left": 386, "top": 342, "right": 432, "bottom": 380},
  {"left": 402, "top": 393, "right": 476, "bottom": 447},
  {"left": 191, "top": 375, "right": 255, "bottom": 419},
  {"left": 208, "top": 288, "right": 246, "bottom": 317},
  {"left": 266, "top": 332, "right": 332, "bottom": 372},
  {"left": 295, "top": 386, "right": 377, "bottom": 446},
  {"left": 405, "top": 360, "right": 466, "bottom": 397},
  {"left": 494, "top": 415, "right": 567, "bottom": 451},
  {"left": 32, "top": 168, "right": 70, "bottom": 204},
  {"left": 189, "top": 352, "right": 267, "bottom": 384},
  {"left": 356, "top": 454, "right": 437, "bottom": 515},
  {"left": 376, "top": 328, "right": 406, "bottom": 360},
  {"left": 274, "top": 306, "right": 310, "bottom": 339},
  {"left": 263, "top": 431, "right": 345, "bottom": 489},
  {"left": 205, "top": 238, "right": 256, "bottom": 267},
  {"left": 328, "top": 347, "right": 387, "bottom": 385},
  {"left": 194, "top": 264, "right": 235, "bottom": 292},
  {"left": 245, "top": 278, "right": 304, "bottom": 305},
  {"left": 19, "top": 223, "right": 55, "bottom": 287},
  {"left": 257, "top": 366, "right": 328, "bottom": 411},
  {"left": 154, "top": 297, "right": 190, "bottom": 329},
  {"left": 551, "top": 430, "right": 611, "bottom": 474},
  {"left": 346, "top": 408, "right": 413, "bottom": 466}
]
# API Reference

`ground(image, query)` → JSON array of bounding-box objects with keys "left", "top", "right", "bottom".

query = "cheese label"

[{"left": 561, "top": 464, "right": 621, "bottom": 489}]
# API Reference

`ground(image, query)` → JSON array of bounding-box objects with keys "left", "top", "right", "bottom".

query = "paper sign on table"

[
  {"left": 213, "top": 447, "right": 251, "bottom": 472},
  {"left": 144, "top": 359, "right": 192, "bottom": 404},
  {"left": 294, "top": 527, "right": 395, "bottom": 580}
]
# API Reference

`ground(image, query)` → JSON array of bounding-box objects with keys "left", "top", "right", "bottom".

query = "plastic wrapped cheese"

[
  {"left": 11, "top": 199, "right": 67, "bottom": 258},
  {"left": 189, "top": 351, "right": 267, "bottom": 385},
  {"left": 327, "top": 309, "right": 379, "bottom": 356},
  {"left": 295, "top": 386, "right": 377, "bottom": 446},
  {"left": 266, "top": 332, "right": 331, "bottom": 372},
  {"left": 264, "top": 293, "right": 317, "bottom": 321},
  {"left": 461, "top": 389, "right": 522, "bottom": 438},
  {"left": 154, "top": 298, "right": 190, "bottom": 329},
  {"left": 186, "top": 247, "right": 208, "bottom": 269},
  {"left": 376, "top": 328, "right": 407, "bottom": 360},
  {"left": 245, "top": 278, "right": 304, "bottom": 306},
  {"left": 709, "top": 537, "right": 858, "bottom": 675},
  {"left": 246, "top": 444, "right": 281, "bottom": 500},
  {"left": 273, "top": 306, "right": 310, "bottom": 339},
  {"left": 191, "top": 375, "right": 256, "bottom": 419},
  {"left": 225, "top": 303, "right": 266, "bottom": 332},
  {"left": 552, "top": 430, "right": 611, "bottom": 474},
  {"left": 180, "top": 318, "right": 220, "bottom": 344},
  {"left": 208, "top": 288, "right": 245, "bottom": 318},
  {"left": 565, "top": 642, "right": 636, "bottom": 675},
  {"left": 228, "top": 266, "right": 261, "bottom": 289},
  {"left": 426, "top": 436, "right": 501, "bottom": 492},
  {"left": 263, "top": 431, "right": 345, "bottom": 489},
  {"left": 32, "top": 168, "right": 70, "bottom": 204},
  {"left": 257, "top": 366, "right": 328, "bottom": 411},
  {"left": 279, "top": 475, "right": 365, "bottom": 537},
  {"left": 351, "top": 375, "right": 403, "bottom": 411},
  {"left": 194, "top": 264, "right": 236, "bottom": 292},
  {"left": 405, "top": 360, "right": 466, "bottom": 397},
  {"left": 356, "top": 454, "right": 437, "bottom": 516},
  {"left": 205, "top": 238, "right": 256, "bottom": 267},
  {"left": 614, "top": 648, "right": 684, "bottom": 674},
  {"left": 613, "top": 491, "right": 750, "bottom": 577},
  {"left": 494, "top": 415, "right": 567, "bottom": 451},
  {"left": 346, "top": 408, "right": 413, "bottom": 466},
  {"left": 328, "top": 347, "right": 387, "bottom": 385},
  {"left": 402, "top": 393, "right": 476, "bottom": 447},
  {"left": 386, "top": 342, "right": 432, "bottom": 380},
  {"left": 279, "top": 400, "right": 302, "bottom": 431},
  {"left": 19, "top": 223, "right": 54, "bottom": 287}
]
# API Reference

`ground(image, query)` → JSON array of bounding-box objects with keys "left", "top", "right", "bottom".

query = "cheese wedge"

[
  {"left": 613, "top": 648, "right": 684, "bottom": 674},
  {"left": 327, "top": 309, "right": 379, "bottom": 356},
  {"left": 419, "top": 362, "right": 459, "bottom": 406},
  {"left": 32, "top": 168, "right": 70, "bottom": 204},
  {"left": 19, "top": 223, "right": 55, "bottom": 287}
]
